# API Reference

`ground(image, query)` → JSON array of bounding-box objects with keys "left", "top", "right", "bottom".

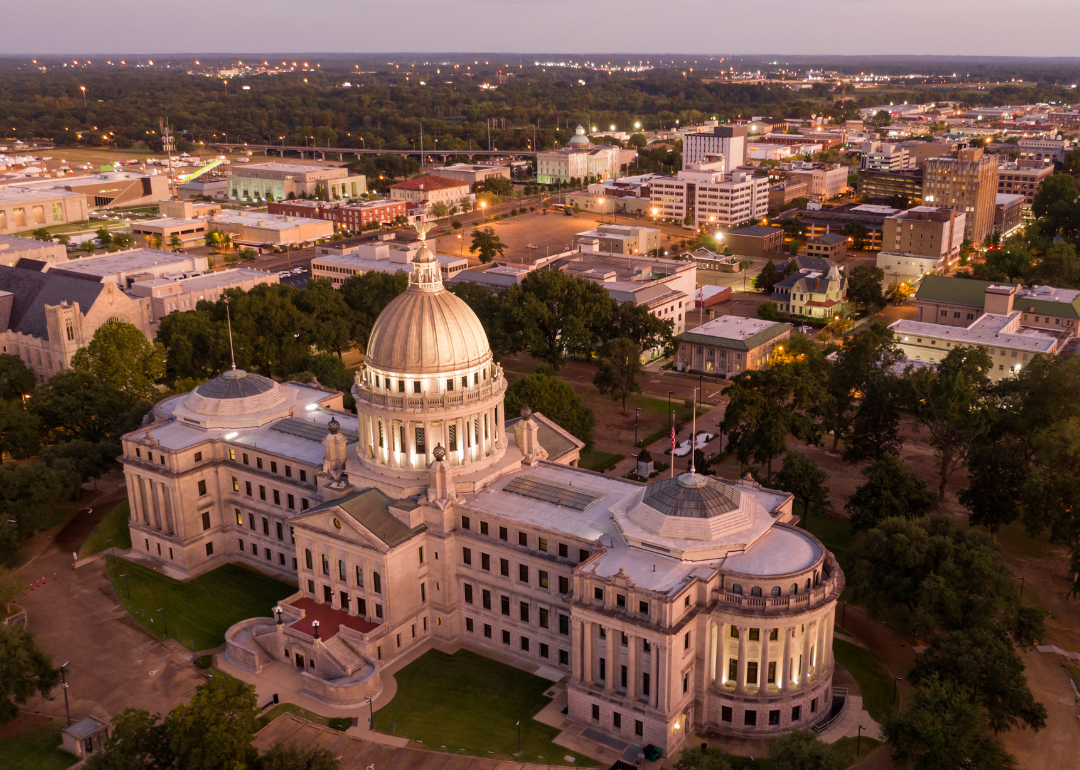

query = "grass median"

[
  {"left": 105, "top": 555, "right": 295, "bottom": 651},
  {"left": 373, "top": 649, "right": 597, "bottom": 766},
  {"left": 79, "top": 501, "right": 133, "bottom": 558}
]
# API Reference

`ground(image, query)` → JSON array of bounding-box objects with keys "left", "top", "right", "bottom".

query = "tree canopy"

[
  {"left": 71, "top": 320, "right": 166, "bottom": 403},
  {"left": 504, "top": 366, "right": 595, "bottom": 451}
]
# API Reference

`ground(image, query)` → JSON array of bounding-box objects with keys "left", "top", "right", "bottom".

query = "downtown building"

[
  {"left": 650, "top": 159, "right": 769, "bottom": 229},
  {"left": 922, "top": 148, "right": 999, "bottom": 244},
  {"left": 119, "top": 230, "right": 842, "bottom": 752}
]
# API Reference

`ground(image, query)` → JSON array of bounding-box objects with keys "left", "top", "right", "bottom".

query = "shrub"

[
  {"left": 328, "top": 717, "right": 352, "bottom": 731},
  {"left": 194, "top": 655, "right": 213, "bottom": 669}
]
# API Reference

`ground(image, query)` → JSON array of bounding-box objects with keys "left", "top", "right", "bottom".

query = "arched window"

[
  {"left": 356, "top": 566, "right": 363, "bottom": 587},
  {"left": 373, "top": 572, "right": 382, "bottom": 593},
  {"left": 731, "top": 583, "right": 743, "bottom": 595},
  {"left": 791, "top": 583, "right": 798, "bottom": 595},
  {"left": 814, "top": 571, "right": 819, "bottom": 586},
  {"left": 305, "top": 549, "right": 312, "bottom": 570},
  {"left": 770, "top": 586, "right": 781, "bottom": 597},
  {"left": 321, "top": 554, "right": 329, "bottom": 575},
  {"left": 750, "top": 586, "right": 762, "bottom": 597},
  {"left": 338, "top": 559, "right": 346, "bottom": 582},
  {"left": 805, "top": 578, "right": 811, "bottom": 591}
]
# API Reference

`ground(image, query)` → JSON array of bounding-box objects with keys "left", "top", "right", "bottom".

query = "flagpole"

[
  {"left": 690, "top": 387, "right": 698, "bottom": 476},
  {"left": 670, "top": 411, "right": 675, "bottom": 479}
]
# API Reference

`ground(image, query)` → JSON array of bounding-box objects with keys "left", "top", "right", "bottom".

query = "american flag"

[{"left": 670, "top": 424, "right": 676, "bottom": 451}]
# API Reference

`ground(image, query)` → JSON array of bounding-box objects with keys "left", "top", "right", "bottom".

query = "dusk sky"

[{"left": 5, "top": 0, "right": 1080, "bottom": 57}]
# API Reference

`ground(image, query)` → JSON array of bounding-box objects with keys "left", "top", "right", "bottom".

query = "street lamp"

[
  {"left": 1017, "top": 575, "right": 1025, "bottom": 602},
  {"left": 60, "top": 662, "right": 71, "bottom": 726},
  {"left": 516, "top": 720, "right": 521, "bottom": 755},
  {"left": 839, "top": 600, "right": 848, "bottom": 628},
  {"left": 366, "top": 696, "right": 374, "bottom": 726},
  {"left": 311, "top": 619, "right": 321, "bottom": 639},
  {"left": 856, "top": 725, "right": 865, "bottom": 757},
  {"left": 274, "top": 606, "right": 284, "bottom": 625},
  {"left": 79, "top": 86, "right": 86, "bottom": 106},
  {"left": 157, "top": 608, "right": 168, "bottom": 637}
]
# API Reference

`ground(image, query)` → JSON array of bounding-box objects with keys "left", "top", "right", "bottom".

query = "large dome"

[
  {"left": 643, "top": 472, "right": 741, "bottom": 518},
  {"left": 171, "top": 368, "right": 291, "bottom": 429},
  {"left": 365, "top": 288, "right": 492, "bottom": 375}
]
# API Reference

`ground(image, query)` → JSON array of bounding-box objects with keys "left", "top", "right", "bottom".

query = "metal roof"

[
  {"left": 195, "top": 370, "right": 276, "bottom": 399},
  {"left": 270, "top": 417, "right": 359, "bottom": 445},
  {"left": 642, "top": 473, "right": 741, "bottom": 518},
  {"left": 304, "top": 488, "right": 423, "bottom": 548}
]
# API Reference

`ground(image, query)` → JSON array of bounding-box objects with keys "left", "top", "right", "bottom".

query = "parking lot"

[{"left": 433, "top": 212, "right": 608, "bottom": 266}]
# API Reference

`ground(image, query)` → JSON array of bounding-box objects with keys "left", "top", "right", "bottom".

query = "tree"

[
  {"left": 0, "top": 460, "right": 81, "bottom": 540},
  {"left": 847, "top": 516, "right": 1019, "bottom": 637},
  {"left": 774, "top": 451, "right": 829, "bottom": 526},
  {"left": 84, "top": 708, "right": 172, "bottom": 770},
  {"left": 258, "top": 743, "right": 339, "bottom": 770},
  {"left": 504, "top": 366, "right": 595, "bottom": 450},
  {"left": 96, "top": 227, "right": 112, "bottom": 248},
  {"left": 40, "top": 438, "right": 119, "bottom": 488},
  {"left": 295, "top": 278, "right": 351, "bottom": 359},
  {"left": 0, "top": 567, "right": 23, "bottom": 613},
  {"left": 593, "top": 338, "right": 642, "bottom": 414},
  {"left": 614, "top": 301, "right": 673, "bottom": 352},
  {"left": 909, "top": 628, "right": 1047, "bottom": 735},
  {"left": 1031, "top": 172, "right": 1079, "bottom": 221},
  {"left": 846, "top": 453, "right": 936, "bottom": 532},
  {"left": 503, "top": 270, "right": 616, "bottom": 368},
  {"left": 843, "top": 371, "right": 903, "bottom": 463},
  {"left": 818, "top": 322, "right": 899, "bottom": 452},
  {"left": 755, "top": 258, "right": 782, "bottom": 294},
  {"left": 156, "top": 310, "right": 232, "bottom": 384},
  {"left": 29, "top": 370, "right": 137, "bottom": 445},
  {"left": 846, "top": 265, "right": 885, "bottom": 310},
  {"left": 0, "top": 398, "right": 40, "bottom": 461},
  {"left": 448, "top": 281, "right": 518, "bottom": 359},
  {"left": 168, "top": 233, "right": 183, "bottom": 251},
  {"left": 30, "top": 227, "right": 51, "bottom": 241},
  {"left": 672, "top": 745, "right": 733, "bottom": 770},
  {"left": 1032, "top": 242, "right": 1080, "bottom": 288},
  {"left": 960, "top": 437, "right": 1028, "bottom": 535},
  {"left": 842, "top": 221, "right": 869, "bottom": 251},
  {"left": 905, "top": 345, "right": 991, "bottom": 500},
  {"left": 431, "top": 202, "right": 449, "bottom": 218},
  {"left": 469, "top": 228, "right": 506, "bottom": 263},
  {"left": 0, "top": 624, "right": 61, "bottom": 724},
  {"left": 884, "top": 677, "right": 1017, "bottom": 770},
  {"left": 167, "top": 676, "right": 259, "bottom": 770},
  {"left": 339, "top": 271, "right": 408, "bottom": 352},
  {"left": 1021, "top": 416, "right": 1080, "bottom": 552},
  {"left": 71, "top": 320, "right": 166, "bottom": 403},
  {"left": 768, "top": 730, "right": 846, "bottom": 770}
]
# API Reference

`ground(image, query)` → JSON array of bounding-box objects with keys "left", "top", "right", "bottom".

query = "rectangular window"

[
  {"left": 461, "top": 515, "right": 470, "bottom": 530},
  {"left": 262, "top": 518, "right": 270, "bottom": 536},
  {"left": 560, "top": 649, "right": 570, "bottom": 666},
  {"left": 500, "top": 558, "right": 509, "bottom": 577},
  {"left": 539, "top": 608, "right": 549, "bottom": 628},
  {"left": 744, "top": 710, "right": 757, "bottom": 727},
  {"left": 613, "top": 712, "right": 621, "bottom": 729},
  {"left": 482, "top": 589, "right": 491, "bottom": 610},
  {"left": 462, "top": 547, "right": 472, "bottom": 565},
  {"left": 270, "top": 461, "right": 277, "bottom": 474},
  {"left": 501, "top": 596, "right": 510, "bottom": 616},
  {"left": 639, "top": 600, "right": 649, "bottom": 615},
  {"left": 499, "top": 526, "right": 508, "bottom": 541},
  {"left": 594, "top": 587, "right": 604, "bottom": 601},
  {"left": 273, "top": 490, "right": 280, "bottom": 505},
  {"left": 285, "top": 465, "right": 291, "bottom": 478},
  {"left": 481, "top": 553, "right": 490, "bottom": 571},
  {"left": 519, "top": 602, "right": 529, "bottom": 622},
  {"left": 747, "top": 662, "right": 759, "bottom": 684},
  {"left": 257, "top": 458, "right": 263, "bottom": 470},
  {"left": 592, "top": 705, "right": 600, "bottom": 721},
  {"left": 300, "top": 469, "right": 307, "bottom": 482},
  {"left": 635, "top": 720, "right": 644, "bottom": 736},
  {"left": 539, "top": 570, "right": 548, "bottom": 589},
  {"left": 519, "top": 564, "right": 528, "bottom": 583},
  {"left": 480, "top": 521, "right": 489, "bottom": 536},
  {"left": 419, "top": 547, "right": 424, "bottom": 564},
  {"left": 616, "top": 594, "right": 626, "bottom": 609},
  {"left": 579, "top": 549, "right": 590, "bottom": 562},
  {"left": 276, "top": 522, "right": 283, "bottom": 541},
  {"left": 559, "top": 576, "right": 569, "bottom": 594},
  {"left": 484, "top": 624, "right": 492, "bottom": 639},
  {"left": 375, "top": 604, "right": 383, "bottom": 619},
  {"left": 559, "top": 614, "right": 569, "bottom": 635},
  {"left": 198, "top": 479, "right": 207, "bottom": 496},
  {"left": 464, "top": 584, "right": 473, "bottom": 604},
  {"left": 538, "top": 537, "right": 547, "bottom": 552},
  {"left": 518, "top": 532, "right": 527, "bottom": 547},
  {"left": 540, "top": 643, "right": 549, "bottom": 659},
  {"left": 521, "top": 637, "right": 529, "bottom": 652},
  {"left": 245, "top": 481, "right": 252, "bottom": 496},
  {"left": 194, "top": 451, "right": 203, "bottom": 462},
  {"left": 239, "top": 538, "right": 244, "bottom": 550},
  {"left": 768, "top": 662, "right": 776, "bottom": 684},
  {"left": 728, "top": 659, "right": 738, "bottom": 681},
  {"left": 466, "top": 617, "right": 474, "bottom": 632},
  {"left": 259, "top": 486, "right": 266, "bottom": 501},
  {"left": 420, "top": 583, "right": 426, "bottom": 603},
  {"left": 205, "top": 542, "right": 214, "bottom": 556},
  {"left": 502, "top": 630, "right": 511, "bottom": 645},
  {"left": 559, "top": 543, "right": 568, "bottom": 558},
  {"left": 721, "top": 707, "right": 732, "bottom": 723},
  {"left": 235, "top": 509, "right": 243, "bottom": 526},
  {"left": 287, "top": 494, "right": 295, "bottom": 510}
]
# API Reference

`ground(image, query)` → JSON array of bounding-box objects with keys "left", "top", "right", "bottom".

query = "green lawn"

[
  {"left": 832, "top": 735, "right": 882, "bottom": 766},
  {"left": 105, "top": 556, "right": 295, "bottom": 651},
  {"left": 0, "top": 721, "right": 76, "bottom": 770},
  {"left": 987, "top": 519, "right": 1059, "bottom": 560},
  {"left": 832, "top": 639, "right": 895, "bottom": 723},
  {"left": 578, "top": 449, "right": 624, "bottom": 472},
  {"left": 373, "top": 649, "right": 596, "bottom": 766},
  {"left": 79, "top": 501, "right": 132, "bottom": 558},
  {"left": 805, "top": 512, "right": 855, "bottom": 568}
]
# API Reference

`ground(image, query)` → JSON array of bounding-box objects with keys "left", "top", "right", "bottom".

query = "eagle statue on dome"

[{"left": 414, "top": 221, "right": 436, "bottom": 241}]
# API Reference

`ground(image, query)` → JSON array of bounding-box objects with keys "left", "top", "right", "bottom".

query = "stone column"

[
  {"left": 824, "top": 611, "right": 835, "bottom": 669},
  {"left": 583, "top": 621, "right": 593, "bottom": 684},
  {"left": 627, "top": 633, "right": 638, "bottom": 700},
  {"left": 572, "top": 620, "right": 584, "bottom": 681},
  {"left": 406, "top": 421, "right": 417, "bottom": 470},
  {"left": 800, "top": 622, "right": 812, "bottom": 685},
  {"left": 815, "top": 615, "right": 827, "bottom": 677},
  {"left": 657, "top": 642, "right": 668, "bottom": 711},
  {"left": 735, "top": 625, "right": 748, "bottom": 694},
  {"left": 149, "top": 481, "right": 162, "bottom": 529},
  {"left": 605, "top": 626, "right": 617, "bottom": 693},
  {"left": 759, "top": 627, "right": 772, "bottom": 693},
  {"left": 715, "top": 622, "right": 725, "bottom": 684},
  {"left": 423, "top": 420, "right": 431, "bottom": 466},
  {"left": 781, "top": 625, "right": 792, "bottom": 692}
]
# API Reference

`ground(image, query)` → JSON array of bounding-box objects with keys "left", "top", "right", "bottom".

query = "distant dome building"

[
  {"left": 122, "top": 221, "right": 842, "bottom": 753},
  {"left": 567, "top": 125, "right": 592, "bottom": 146}
]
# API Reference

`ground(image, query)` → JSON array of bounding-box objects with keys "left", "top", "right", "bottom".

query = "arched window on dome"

[
  {"left": 770, "top": 586, "right": 781, "bottom": 597},
  {"left": 805, "top": 578, "right": 811, "bottom": 592},
  {"left": 731, "top": 583, "right": 743, "bottom": 595},
  {"left": 321, "top": 554, "right": 329, "bottom": 575},
  {"left": 814, "top": 571, "right": 819, "bottom": 586},
  {"left": 750, "top": 586, "right": 762, "bottom": 597},
  {"left": 338, "top": 559, "right": 346, "bottom": 582},
  {"left": 791, "top": 583, "right": 798, "bottom": 595}
]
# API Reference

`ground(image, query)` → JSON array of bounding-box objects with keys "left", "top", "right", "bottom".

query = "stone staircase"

[
  {"left": 250, "top": 631, "right": 277, "bottom": 669},
  {"left": 323, "top": 636, "right": 364, "bottom": 675}
]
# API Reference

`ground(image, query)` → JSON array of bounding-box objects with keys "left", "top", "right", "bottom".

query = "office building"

[
  {"left": 995, "top": 194, "right": 1025, "bottom": 236},
  {"left": 0, "top": 185, "right": 88, "bottom": 235},
  {"left": 269, "top": 199, "right": 407, "bottom": 231},
  {"left": 804, "top": 234, "right": 847, "bottom": 262},
  {"left": 46, "top": 249, "right": 209, "bottom": 288},
  {"left": 204, "top": 210, "right": 334, "bottom": 246},
  {"left": 424, "top": 164, "right": 511, "bottom": 185},
  {"left": 676, "top": 316, "right": 792, "bottom": 376},
  {"left": 722, "top": 225, "right": 785, "bottom": 259},
  {"left": 768, "top": 181, "right": 808, "bottom": 209},
  {"left": 311, "top": 240, "right": 468, "bottom": 288},
  {"left": 129, "top": 268, "right": 280, "bottom": 324},
  {"left": 388, "top": 176, "right": 473, "bottom": 211},
  {"left": 228, "top": 163, "right": 367, "bottom": 202},
  {"left": 914, "top": 275, "right": 1080, "bottom": 337},
  {"left": 0, "top": 233, "right": 67, "bottom": 266},
  {"left": 923, "top": 148, "right": 999, "bottom": 244},
  {"left": 793, "top": 204, "right": 902, "bottom": 251},
  {"left": 996, "top": 162, "right": 1053, "bottom": 207},
  {"left": 856, "top": 168, "right": 923, "bottom": 205},
  {"left": 650, "top": 161, "right": 769, "bottom": 229},
  {"left": 882, "top": 207, "right": 966, "bottom": 263},
  {"left": 860, "top": 142, "right": 911, "bottom": 171},
  {"left": 782, "top": 163, "right": 849, "bottom": 201},
  {"left": 1015, "top": 138, "right": 1069, "bottom": 166},
  {"left": 121, "top": 229, "right": 843, "bottom": 749},
  {"left": 682, "top": 126, "right": 748, "bottom": 171},
  {"left": 574, "top": 224, "right": 661, "bottom": 256}
]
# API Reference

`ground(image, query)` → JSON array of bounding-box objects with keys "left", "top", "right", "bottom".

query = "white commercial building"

[
  {"left": 311, "top": 241, "right": 467, "bottom": 289},
  {"left": 650, "top": 160, "right": 769, "bottom": 229},
  {"left": 536, "top": 127, "right": 622, "bottom": 184},
  {"left": 129, "top": 268, "right": 280, "bottom": 324},
  {"left": 682, "top": 126, "right": 748, "bottom": 171},
  {"left": 860, "top": 142, "right": 912, "bottom": 171}
]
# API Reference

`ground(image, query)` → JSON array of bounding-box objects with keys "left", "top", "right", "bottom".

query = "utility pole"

[
  {"left": 487, "top": 119, "right": 491, "bottom": 152},
  {"left": 60, "top": 663, "right": 71, "bottom": 726},
  {"left": 420, "top": 122, "right": 424, "bottom": 168}
]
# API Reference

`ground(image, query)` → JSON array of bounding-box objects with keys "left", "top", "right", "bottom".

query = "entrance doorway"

[{"left": 295, "top": 652, "right": 304, "bottom": 669}]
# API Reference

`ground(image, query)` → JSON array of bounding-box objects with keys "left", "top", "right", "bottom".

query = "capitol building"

[{"left": 120, "top": 225, "right": 843, "bottom": 754}]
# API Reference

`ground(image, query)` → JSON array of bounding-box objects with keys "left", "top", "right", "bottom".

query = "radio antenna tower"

[{"left": 160, "top": 117, "right": 176, "bottom": 199}]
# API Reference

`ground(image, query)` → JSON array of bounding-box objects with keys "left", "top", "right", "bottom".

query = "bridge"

[{"left": 210, "top": 143, "right": 540, "bottom": 162}]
